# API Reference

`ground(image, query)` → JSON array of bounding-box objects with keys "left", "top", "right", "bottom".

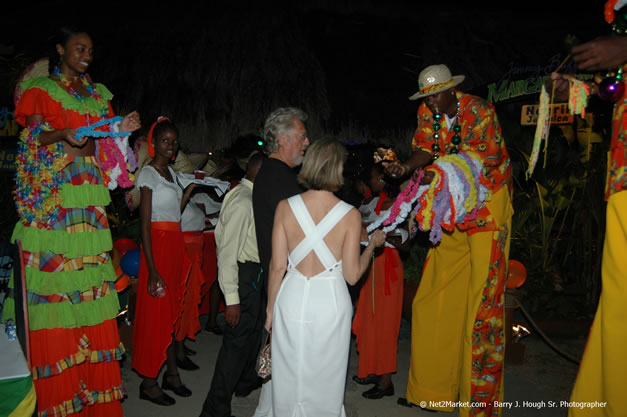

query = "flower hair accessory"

[
  {"left": 147, "top": 116, "right": 171, "bottom": 158},
  {"left": 373, "top": 147, "right": 398, "bottom": 164}
]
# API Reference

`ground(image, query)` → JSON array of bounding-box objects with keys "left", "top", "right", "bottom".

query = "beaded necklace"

[
  {"left": 431, "top": 99, "right": 462, "bottom": 160},
  {"left": 51, "top": 66, "right": 108, "bottom": 122}
]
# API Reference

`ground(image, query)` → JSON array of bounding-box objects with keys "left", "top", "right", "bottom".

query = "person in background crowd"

[
  {"left": 132, "top": 118, "right": 196, "bottom": 406},
  {"left": 252, "top": 107, "right": 309, "bottom": 416},
  {"left": 352, "top": 161, "right": 407, "bottom": 400},
  {"left": 200, "top": 152, "right": 266, "bottom": 417}
]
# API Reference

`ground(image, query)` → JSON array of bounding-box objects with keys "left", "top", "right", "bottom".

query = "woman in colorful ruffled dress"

[
  {"left": 3, "top": 27, "right": 140, "bottom": 416},
  {"left": 131, "top": 118, "right": 196, "bottom": 406},
  {"left": 352, "top": 161, "right": 407, "bottom": 399}
]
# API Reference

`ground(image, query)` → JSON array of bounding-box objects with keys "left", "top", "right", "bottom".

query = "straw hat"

[{"left": 409, "top": 64, "right": 465, "bottom": 100}]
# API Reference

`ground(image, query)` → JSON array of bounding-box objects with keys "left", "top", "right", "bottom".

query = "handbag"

[{"left": 256, "top": 331, "right": 272, "bottom": 379}]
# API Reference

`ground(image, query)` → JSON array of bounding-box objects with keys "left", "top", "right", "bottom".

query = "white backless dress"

[{"left": 270, "top": 195, "right": 353, "bottom": 417}]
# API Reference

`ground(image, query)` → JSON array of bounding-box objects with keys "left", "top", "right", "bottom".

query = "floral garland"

[
  {"left": 367, "top": 153, "right": 487, "bottom": 245},
  {"left": 15, "top": 123, "right": 67, "bottom": 228},
  {"left": 52, "top": 67, "right": 136, "bottom": 190},
  {"left": 91, "top": 117, "right": 137, "bottom": 190},
  {"left": 52, "top": 67, "right": 108, "bottom": 118}
]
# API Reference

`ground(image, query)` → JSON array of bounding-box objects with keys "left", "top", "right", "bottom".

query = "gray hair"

[{"left": 263, "top": 107, "right": 308, "bottom": 153}]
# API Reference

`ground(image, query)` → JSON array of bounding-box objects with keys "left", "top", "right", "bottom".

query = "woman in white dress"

[{"left": 264, "top": 138, "right": 386, "bottom": 416}]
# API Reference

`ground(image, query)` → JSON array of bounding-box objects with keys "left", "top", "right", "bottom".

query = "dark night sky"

[{"left": 1, "top": 1, "right": 609, "bottom": 149}]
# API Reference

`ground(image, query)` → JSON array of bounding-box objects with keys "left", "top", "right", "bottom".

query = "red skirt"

[
  {"left": 132, "top": 222, "right": 191, "bottom": 378},
  {"left": 352, "top": 247, "right": 404, "bottom": 377},
  {"left": 199, "top": 231, "right": 225, "bottom": 314},
  {"left": 30, "top": 320, "right": 125, "bottom": 417},
  {"left": 176, "top": 231, "right": 205, "bottom": 341}
]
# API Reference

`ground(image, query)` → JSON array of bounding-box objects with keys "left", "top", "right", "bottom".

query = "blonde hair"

[{"left": 298, "top": 138, "right": 346, "bottom": 191}]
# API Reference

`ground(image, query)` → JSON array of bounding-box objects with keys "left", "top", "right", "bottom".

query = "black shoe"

[
  {"left": 177, "top": 356, "right": 200, "bottom": 371},
  {"left": 352, "top": 374, "right": 379, "bottom": 385},
  {"left": 162, "top": 373, "right": 192, "bottom": 397},
  {"left": 139, "top": 383, "right": 176, "bottom": 406},
  {"left": 234, "top": 379, "right": 262, "bottom": 397},
  {"left": 184, "top": 344, "right": 197, "bottom": 356},
  {"left": 362, "top": 384, "right": 394, "bottom": 399}
]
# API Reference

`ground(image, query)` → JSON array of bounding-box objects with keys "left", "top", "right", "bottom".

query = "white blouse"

[
  {"left": 359, "top": 196, "right": 407, "bottom": 246},
  {"left": 181, "top": 194, "right": 207, "bottom": 232},
  {"left": 137, "top": 165, "right": 183, "bottom": 222}
]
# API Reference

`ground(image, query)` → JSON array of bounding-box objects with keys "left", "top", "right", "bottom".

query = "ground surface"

[{"left": 120, "top": 316, "right": 588, "bottom": 417}]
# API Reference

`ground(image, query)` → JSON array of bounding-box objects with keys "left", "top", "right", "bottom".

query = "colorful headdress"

[{"left": 147, "top": 116, "right": 171, "bottom": 158}]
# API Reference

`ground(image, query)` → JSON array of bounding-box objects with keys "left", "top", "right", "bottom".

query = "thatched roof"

[{"left": 96, "top": 6, "right": 330, "bottom": 152}]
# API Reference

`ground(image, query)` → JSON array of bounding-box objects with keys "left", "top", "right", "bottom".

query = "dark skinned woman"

[{"left": 3, "top": 26, "right": 140, "bottom": 416}]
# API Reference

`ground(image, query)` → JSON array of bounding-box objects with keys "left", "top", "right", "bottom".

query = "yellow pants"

[
  {"left": 406, "top": 186, "right": 512, "bottom": 416},
  {"left": 569, "top": 191, "right": 627, "bottom": 417}
]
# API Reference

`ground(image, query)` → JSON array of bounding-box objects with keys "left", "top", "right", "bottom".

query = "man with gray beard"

[{"left": 252, "top": 107, "right": 310, "bottom": 417}]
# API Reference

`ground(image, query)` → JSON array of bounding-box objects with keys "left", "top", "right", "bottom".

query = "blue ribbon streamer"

[{"left": 74, "top": 116, "right": 130, "bottom": 139}]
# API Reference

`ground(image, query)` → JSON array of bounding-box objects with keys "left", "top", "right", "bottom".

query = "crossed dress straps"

[{"left": 287, "top": 195, "right": 352, "bottom": 274}]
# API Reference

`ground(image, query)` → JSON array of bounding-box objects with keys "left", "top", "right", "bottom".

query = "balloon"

[
  {"left": 121, "top": 248, "right": 141, "bottom": 278},
  {"left": 507, "top": 260, "right": 527, "bottom": 289},
  {"left": 113, "top": 238, "right": 138, "bottom": 258}
]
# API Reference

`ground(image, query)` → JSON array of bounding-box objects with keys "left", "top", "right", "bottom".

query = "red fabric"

[
  {"left": 352, "top": 247, "right": 404, "bottom": 377},
  {"left": 605, "top": 79, "right": 627, "bottom": 199},
  {"left": 176, "top": 232, "right": 206, "bottom": 341},
  {"left": 199, "top": 231, "right": 225, "bottom": 314},
  {"left": 15, "top": 85, "right": 114, "bottom": 130},
  {"left": 30, "top": 319, "right": 124, "bottom": 417},
  {"left": 132, "top": 222, "right": 191, "bottom": 378},
  {"left": 373, "top": 192, "right": 388, "bottom": 215}
]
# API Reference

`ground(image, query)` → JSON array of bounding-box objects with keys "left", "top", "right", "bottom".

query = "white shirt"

[
  {"left": 137, "top": 165, "right": 183, "bottom": 222},
  {"left": 181, "top": 194, "right": 207, "bottom": 232},
  {"left": 214, "top": 178, "right": 259, "bottom": 305}
]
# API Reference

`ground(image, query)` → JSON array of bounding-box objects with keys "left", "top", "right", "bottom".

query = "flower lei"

[
  {"left": 90, "top": 117, "right": 137, "bottom": 190},
  {"left": 52, "top": 67, "right": 108, "bottom": 119},
  {"left": 15, "top": 123, "right": 67, "bottom": 228},
  {"left": 51, "top": 67, "right": 136, "bottom": 189},
  {"left": 367, "top": 153, "right": 487, "bottom": 245}
]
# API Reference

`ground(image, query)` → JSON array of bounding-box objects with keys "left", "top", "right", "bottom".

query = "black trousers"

[{"left": 200, "top": 261, "right": 263, "bottom": 417}]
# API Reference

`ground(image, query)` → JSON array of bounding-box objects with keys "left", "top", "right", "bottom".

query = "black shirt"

[{"left": 252, "top": 157, "right": 303, "bottom": 287}]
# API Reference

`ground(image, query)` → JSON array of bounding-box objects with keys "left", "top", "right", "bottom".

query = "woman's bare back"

[{"left": 279, "top": 190, "right": 357, "bottom": 278}]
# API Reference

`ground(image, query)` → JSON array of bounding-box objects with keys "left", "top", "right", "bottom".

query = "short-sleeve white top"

[
  {"left": 137, "top": 165, "right": 183, "bottom": 222},
  {"left": 181, "top": 193, "right": 207, "bottom": 232}
]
